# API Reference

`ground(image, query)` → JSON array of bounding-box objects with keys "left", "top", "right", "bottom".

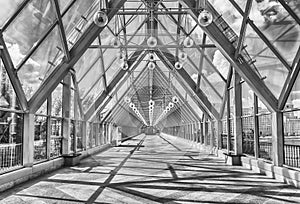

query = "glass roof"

[{"left": 0, "top": 0, "right": 299, "bottom": 129}]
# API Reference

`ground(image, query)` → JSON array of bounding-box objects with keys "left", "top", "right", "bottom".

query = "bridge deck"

[{"left": 1, "top": 134, "right": 299, "bottom": 204}]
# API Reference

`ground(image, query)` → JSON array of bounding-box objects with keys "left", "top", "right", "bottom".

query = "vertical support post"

[
  {"left": 200, "top": 122, "right": 203, "bottom": 144},
  {"left": 82, "top": 121, "right": 87, "bottom": 150},
  {"left": 272, "top": 111, "right": 284, "bottom": 166},
  {"left": 95, "top": 123, "right": 100, "bottom": 146},
  {"left": 210, "top": 121, "right": 214, "bottom": 147},
  {"left": 217, "top": 120, "right": 222, "bottom": 149},
  {"left": 62, "top": 73, "right": 71, "bottom": 155},
  {"left": 204, "top": 118, "right": 208, "bottom": 146},
  {"left": 227, "top": 89, "right": 231, "bottom": 153},
  {"left": 253, "top": 94, "right": 260, "bottom": 159},
  {"left": 23, "top": 113, "right": 35, "bottom": 167},
  {"left": 233, "top": 71, "right": 243, "bottom": 155},
  {"left": 74, "top": 91, "right": 78, "bottom": 152},
  {"left": 46, "top": 96, "right": 52, "bottom": 159}
]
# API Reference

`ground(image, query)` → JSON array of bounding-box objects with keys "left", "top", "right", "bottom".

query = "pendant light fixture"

[
  {"left": 147, "top": 8, "right": 157, "bottom": 48},
  {"left": 178, "top": 50, "right": 188, "bottom": 62},
  {"left": 93, "top": 0, "right": 108, "bottom": 27},
  {"left": 148, "top": 61, "right": 156, "bottom": 70},
  {"left": 183, "top": 14, "right": 194, "bottom": 48},
  {"left": 174, "top": 61, "right": 183, "bottom": 70},
  {"left": 111, "top": 15, "right": 121, "bottom": 48},
  {"left": 198, "top": 0, "right": 213, "bottom": 27}
]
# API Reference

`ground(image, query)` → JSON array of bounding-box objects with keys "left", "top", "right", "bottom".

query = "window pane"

[{"left": 34, "top": 116, "right": 47, "bottom": 162}]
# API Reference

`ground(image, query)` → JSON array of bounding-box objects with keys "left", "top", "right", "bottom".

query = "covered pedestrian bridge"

[{"left": 0, "top": 0, "right": 300, "bottom": 202}]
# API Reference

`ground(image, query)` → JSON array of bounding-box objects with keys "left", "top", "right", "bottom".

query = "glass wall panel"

[
  {"left": 34, "top": 116, "right": 47, "bottom": 162},
  {"left": 52, "top": 84, "right": 62, "bottom": 117},
  {"left": 4, "top": 0, "right": 56, "bottom": 66},
  {"left": 258, "top": 113, "right": 272, "bottom": 161},
  {"left": 0, "top": 110, "right": 23, "bottom": 173},
  {"left": 283, "top": 110, "right": 300, "bottom": 168},
  {"left": 249, "top": 0, "right": 300, "bottom": 65},
  {"left": 70, "top": 119, "right": 75, "bottom": 152},
  {"left": 50, "top": 118, "right": 62, "bottom": 158},
  {"left": 17, "top": 26, "right": 63, "bottom": 99},
  {"left": 76, "top": 120, "right": 84, "bottom": 151},
  {"left": 244, "top": 26, "right": 289, "bottom": 98},
  {"left": 208, "top": 0, "right": 243, "bottom": 34},
  {"left": 285, "top": 74, "right": 300, "bottom": 111},
  {"left": 62, "top": 0, "right": 96, "bottom": 49},
  {"left": 0, "top": 0, "right": 24, "bottom": 27},
  {"left": 0, "top": 60, "right": 20, "bottom": 110}
]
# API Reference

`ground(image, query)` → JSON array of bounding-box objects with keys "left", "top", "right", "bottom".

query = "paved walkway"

[{"left": 1, "top": 134, "right": 300, "bottom": 204}]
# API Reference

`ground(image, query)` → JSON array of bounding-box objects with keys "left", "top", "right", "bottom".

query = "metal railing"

[
  {"left": 285, "top": 144, "right": 300, "bottom": 168},
  {"left": 0, "top": 143, "right": 22, "bottom": 173}
]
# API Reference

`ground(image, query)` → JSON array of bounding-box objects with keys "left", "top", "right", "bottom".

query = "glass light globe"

[
  {"left": 121, "top": 61, "right": 129, "bottom": 70},
  {"left": 183, "top": 36, "right": 194, "bottom": 48},
  {"left": 129, "top": 102, "right": 135, "bottom": 109},
  {"left": 166, "top": 107, "right": 170, "bottom": 112},
  {"left": 148, "top": 61, "right": 155, "bottom": 70},
  {"left": 198, "top": 9, "right": 213, "bottom": 27},
  {"left": 174, "top": 61, "right": 183, "bottom": 69},
  {"left": 172, "top": 96, "right": 179, "bottom": 103},
  {"left": 149, "top": 53, "right": 155, "bottom": 61},
  {"left": 169, "top": 102, "right": 174, "bottom": 108},
  {"left": 93, "top": 11, "right": 108, "bottom": 27},
  {"left": 149, "top": 100, "right": 155, "bottom": 106},
  {"left": 178, "top": 50, "right": 187, "bottom": 62},
  {"left": 110, "top": 36, "right": 121, "bottom": 48},
  {"left": 116, "top": 50, "right": 126, "bottom": 61},
  {"left": 124, "top": 96, "right": 131, "bottom": 103},
  {"left": 147, "top": 36, "right": 158, "bottom": 48}
]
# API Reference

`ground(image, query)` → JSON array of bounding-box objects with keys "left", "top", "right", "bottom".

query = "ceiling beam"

[{"left": 28, "top": 0, "right": 127, "bottom": 113}]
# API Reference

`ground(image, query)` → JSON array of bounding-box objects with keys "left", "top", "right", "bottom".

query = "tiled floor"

[{"left": 1, "top": 134, "right": 300, "bottom": 204}]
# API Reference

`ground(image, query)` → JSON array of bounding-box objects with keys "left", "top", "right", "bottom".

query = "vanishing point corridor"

[{"left": 1, "top": 134, "right": 299, "bottom": 204}]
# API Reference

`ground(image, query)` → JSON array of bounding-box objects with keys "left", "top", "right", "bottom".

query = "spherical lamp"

[
  {"left": 183, "top": 36, "right": 194, "bottom": 48},
  {"left": 174, "top": 61, "right": 183, "bottom": 70},
  {"left": 93, "top": 11, "right": 108, "bottom": 27},
  {"left": 148, "top": 61, "right": 156, "bottom": 70},
  {"left": 147, "top": 36, "right": 158, "bottom": 48},
  {"left": 110, "top": 36, "right": 121, "bottom": 48},
  {"left": 198, "top": 9, "right": 213, "bottom": 27}
]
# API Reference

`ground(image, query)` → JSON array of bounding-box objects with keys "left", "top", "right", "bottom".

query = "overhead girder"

[
  {"left": 28, "top": 0, "right": 127, "bottom": 113},
  {"left": 181, "top": 0, "right": 278, "bottom": 112}
]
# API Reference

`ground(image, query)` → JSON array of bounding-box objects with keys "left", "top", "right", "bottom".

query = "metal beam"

[
  {"left": 88, "top": 44, "right": 216, "bottom": 49},
  {"left": 196, "top": 33, "right": 206, "bottom": 92},
  {"left": 28, "top": 0, "right": 127, "bottom": 113}
]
